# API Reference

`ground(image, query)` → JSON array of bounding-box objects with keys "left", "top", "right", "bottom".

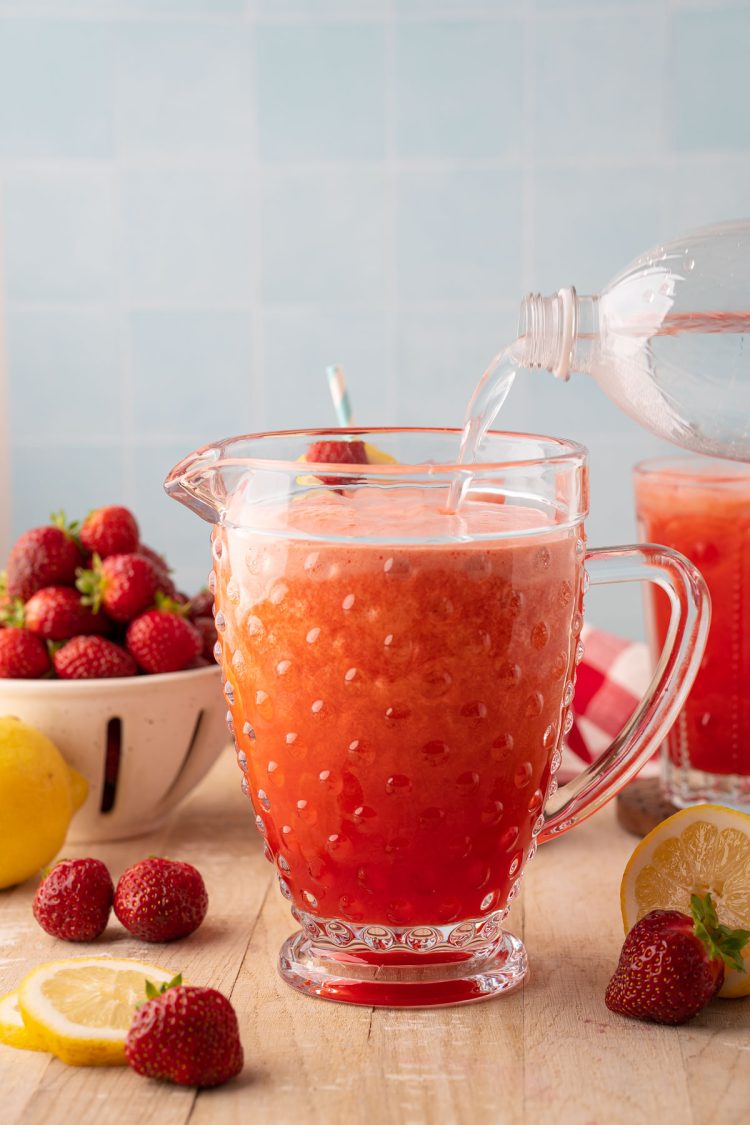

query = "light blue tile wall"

[
  {"left": 4, "top": 171, "right": 118, "bottom": 301},
  {"left": 1, "top": 0, "right": 749, "bottom": 637},
  {"left": 394, "top": 19, "right": 523, "bottom": 159},
  {"left": 257, "top": 25, "right": 386, "bottom": 159},
  {"left": 261, "top": 168, "right": 387, "bottom": 302}
]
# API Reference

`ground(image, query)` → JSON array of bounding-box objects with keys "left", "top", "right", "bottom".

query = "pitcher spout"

[{"left": 164, "top": 444, "right": 227, "bottom": 525}]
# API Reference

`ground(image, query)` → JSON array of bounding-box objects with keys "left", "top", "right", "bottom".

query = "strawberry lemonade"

[
  {"left": 635, "top": 458, "right": 750, "bottom": 808},
  {"left": 213, "top": 485, "right": 584, "bottom": 933}
]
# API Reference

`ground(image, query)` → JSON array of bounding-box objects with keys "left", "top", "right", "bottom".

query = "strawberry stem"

[
  {"left": 50, "top": 509, "right": 81, "bottom": 546},
  {"left": 75, "top": 553, "right": 104, "bottom": 613},
  {"left": 144, "top": 973, "right": 183, "bottom": 1003},
  {"left": 690, "top": 893, "right": 750, "bottom": 974},
  {"left": 154, "top": 591, "right": 190, "bottom": 616},
  {"left": 0, "top": 595, "right": 25, "bottom": 628}
]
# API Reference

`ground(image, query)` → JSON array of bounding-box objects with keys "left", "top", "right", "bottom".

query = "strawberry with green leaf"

[
  {"left": 125, "top": 976, "right": 243, "bottom": 1088},
  {"left": 24, "top": 586, "right": 110, "bottom": 641},
  {"left": 6, "top": 514, "right": 82, "bottom": 601},
  {"left": 605, "top": 892, "right": 750, "bottom": 1025},
  {"left": 77, "top": 553, "right": 160, "bottom": 623}
]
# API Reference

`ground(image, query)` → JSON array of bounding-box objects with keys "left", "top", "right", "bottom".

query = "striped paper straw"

[{"left": 326, "top": 365, "right": 354, "bottom": 427}]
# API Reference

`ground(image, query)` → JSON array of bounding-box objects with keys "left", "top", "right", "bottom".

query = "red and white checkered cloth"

[{"left": 563, "top": 625, "right": 654, "bottom": 781}]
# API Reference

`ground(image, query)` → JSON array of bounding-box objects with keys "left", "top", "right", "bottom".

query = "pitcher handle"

[{"left": 538, "top": 544, "right": 710, "bottom": 843}]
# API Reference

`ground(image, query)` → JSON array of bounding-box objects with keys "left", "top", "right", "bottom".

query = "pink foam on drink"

[{"left": 227, "top": 484, "right": 557, "bottom": 543}]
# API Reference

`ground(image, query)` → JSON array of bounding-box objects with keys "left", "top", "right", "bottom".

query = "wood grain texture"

[{"left": 1, "top": 750, "right": 748, "bottom": 1125}]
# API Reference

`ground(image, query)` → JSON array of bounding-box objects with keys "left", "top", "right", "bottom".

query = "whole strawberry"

[
  {"left": 114, "top": 858, "right": 208, "bottom": 942},
  {"left": 33, "top": 858, "right": 114, "bottom": 942},
  {"left": 6, "top": 517, "right": 82, "bottom": 601},
  {"left": 125, "top": 977, "right": 243, "bottom": 1088},
  {"left": 305, "top": 439, "right": 368, "bottom": 486},
  {"left": 188, "top": 589, "right": 213, "bottom": 620},
  {"left": 54, "top": 635, "right": 137, "bottom": 679},
  {"left": 192, "top": 615, "right": 217, "bottom": 662},
  {"left": 0, "top": 627, "right": 51, "bottom": 678},
  {"left": 137, "top": 544, "right": 176, "bottom": 597},
  {"left": 80, "top": 506, "right": 139, "bottom": 559},
  {"left": 24, "top": 586, "right": 109, "bottom": 642},
  {"left": 77, "top": 553, "right": 159, "bottom": 623},
  {"left": 126, "top": 607, "right": 202, "bottom": 674},
  {"left": 605, "top": 893, "right": 750, "bottom": 1025}
]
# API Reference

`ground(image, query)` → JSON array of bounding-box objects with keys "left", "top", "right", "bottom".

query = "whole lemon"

[{"left": 0, "top": 717, "right": 88, "bottom": 889}]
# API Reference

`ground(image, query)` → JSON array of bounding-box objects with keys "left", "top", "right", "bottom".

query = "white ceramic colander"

[{"left": 0, "top": 666, "right": 229, "bottom": 842}]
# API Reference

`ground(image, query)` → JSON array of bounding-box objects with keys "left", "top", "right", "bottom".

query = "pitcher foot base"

[{"left": 278, "top": 929, "right": 528, "bottom": 1008}]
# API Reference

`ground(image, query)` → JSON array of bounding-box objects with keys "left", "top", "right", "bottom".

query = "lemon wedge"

[
  {"left": 362, "top": 442, "right": 397, "bottom": 465},
  {"left": 0, "top": 990, "right": 46, "bottom": 1052},
  {"left": 17, "top": 958, "right": 175, "bottom": 1066},
  {"left": 621, "top": 804, "right": 750, "bottom": 998}
]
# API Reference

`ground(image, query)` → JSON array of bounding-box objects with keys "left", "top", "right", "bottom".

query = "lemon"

[
  {"left": 362, "top": 442, "right": 398, "bottom": 465},
  {"left": 17, "top": 958, "right": 176, "bottom": 1066},
  {"left": 621, "top": 804, "right": 750, "bottom": 998},
  {"left": 0, "top": 716, "right": 88, "bottom": 889},
  {"left": 0, "top": 990, "right": 46, "bottom": 1052}
]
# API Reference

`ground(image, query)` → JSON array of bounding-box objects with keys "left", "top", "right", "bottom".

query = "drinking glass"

[
  {"left": 635, "top": 456, "right": 750, "bottom": 811},
  {"left": 167, "top": 429, "right": 708, "bottom": 1007}
]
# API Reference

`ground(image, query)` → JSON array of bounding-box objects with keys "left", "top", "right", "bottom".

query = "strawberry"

[
  {"left": 125, "top": 977, "right": 243, "bottom": 1088},
  {"left": 32, "top": 858, "right": 114, "bottom": 942},
  {"left": 192, "top": 615, "right": 217, "bottom": 661},
  {"left": 24, "top": 586, "right": 110, "bottom": 641},
  {"left": 305, "top": 439, "right": 368, "bottom": 486},
  {"left": 188, "top": 589, "right": 213, "bottom": 620},
  {"left": 0, "top": 627, "right": 51, "bottom": 678},
  {"left": 6, "top": 516, "right": 82, "bottom": 601},
  {"left": 126, "top": 608, "right": 202, "bottom": 674},
  {"left": 137, "top": 544, "right": 176, "bottom": 597},
  {"left": 77, "top": 553, "right": 159, "bottom": 623},
  {"left": 605, "top": 893, "right": 750, "bottom": 1025},
  {"left": 79, "top": 505, "right": 139, "bottom": 559},
  {"left": 114, "top": 858, "right": 208, "bottom": 942},
  {"left": 54, "top": 635, "right": 137, "bottom": 679}
]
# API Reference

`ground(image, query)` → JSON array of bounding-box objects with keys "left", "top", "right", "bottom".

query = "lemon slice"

[
  {"left": 18, "top": 958, "right": 176, "bottom": 1066},
  {"left": 0, "top": 990, "right": 46, "bottom": 1052},
  {"left": 621, "top": 804, "right": 750, "bottom": 998}
]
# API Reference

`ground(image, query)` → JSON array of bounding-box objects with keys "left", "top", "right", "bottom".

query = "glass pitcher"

[{"left": 166, "top": 429, "right": 709, "bottom": 1008}]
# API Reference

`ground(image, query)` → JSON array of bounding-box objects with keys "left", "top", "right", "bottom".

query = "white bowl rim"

[{"left": 0, "top": 664, "right": 221, "bottom": 696}]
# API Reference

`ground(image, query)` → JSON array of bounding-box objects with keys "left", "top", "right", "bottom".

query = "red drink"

[
  {"left": 214, "top": 489, "right": 583, "bottom": 928},
  {"left": 635, "top": 460, "right": 750, "bottom": 796},
  {"left": 168, "top": 427, "right": 709, "bottom": 1005}
]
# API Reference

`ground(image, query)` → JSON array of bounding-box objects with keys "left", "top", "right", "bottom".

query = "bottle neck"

[{"left": 517, "top": 288, "right": 599, "bottom": 380}]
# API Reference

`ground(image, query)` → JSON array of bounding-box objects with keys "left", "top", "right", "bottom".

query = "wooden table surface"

[{"left": 1, "top": 750, "right": 748, "bottom": 1125}]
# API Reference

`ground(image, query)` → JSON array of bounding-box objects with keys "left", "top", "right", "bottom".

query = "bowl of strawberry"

[{"left": 0, "top": 506, "right": 228, "bottom": 843}]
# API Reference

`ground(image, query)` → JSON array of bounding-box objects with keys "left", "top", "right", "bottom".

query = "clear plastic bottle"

[{"left": 517, "top": 220, "right": 750, "bottom": 460}]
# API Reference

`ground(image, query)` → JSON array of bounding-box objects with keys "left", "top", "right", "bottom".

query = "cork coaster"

[{"left": 616, "top": 777, "right": 679, "bottom": 837}]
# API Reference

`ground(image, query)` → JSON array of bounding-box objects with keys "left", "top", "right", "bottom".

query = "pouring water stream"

[{"left": 447, "top": 339, "right": 525, "bottom": 511}]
